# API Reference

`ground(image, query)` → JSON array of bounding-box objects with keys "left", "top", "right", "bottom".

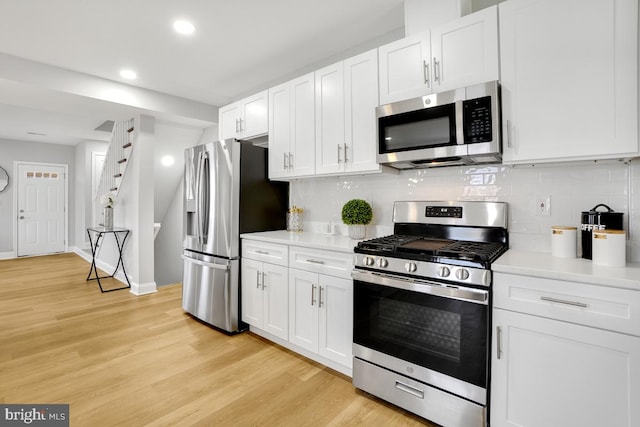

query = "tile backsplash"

[{"left": 291, "top": 159, "right": 640, "bottom": 262}]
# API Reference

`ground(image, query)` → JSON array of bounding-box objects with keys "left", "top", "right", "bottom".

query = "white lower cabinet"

[
  {"left": 491, "top": 273, "right": 640, "bottom": 427},
  {"left": 241, "top": 258, "right": 289, "bottom": 340},
  {"left": 241, "top": 237, "right": 354, "bottom": 375},
  {"left": 288, "top": 268, "right": 353, "bottom": 368}
]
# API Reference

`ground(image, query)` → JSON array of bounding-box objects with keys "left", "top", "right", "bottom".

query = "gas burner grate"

[
  {"left": 356, "top": 235, "right": 422, "bottom": 252},
  {"left": 436, "top": 241, "right": 506, "bottom": 262}
]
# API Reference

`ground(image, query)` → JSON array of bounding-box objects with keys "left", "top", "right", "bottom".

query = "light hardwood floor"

[{"left": 0, "top": 253, "right": 434, "bottom": 426}]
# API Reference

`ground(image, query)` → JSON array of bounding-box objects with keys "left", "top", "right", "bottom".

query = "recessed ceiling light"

[
  {"left": 173, "top": 20, "right": 195, "bottom": 35},
  {"left": 161, "top": 155, "right": 175, "bottom": 167},
  {"left": 120, "top": 69, "right": 137, "bottom": 80}
]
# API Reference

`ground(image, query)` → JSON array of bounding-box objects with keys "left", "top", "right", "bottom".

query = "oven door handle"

[{"left": 351, "top": 270, "right": 489, "bottom": 305}]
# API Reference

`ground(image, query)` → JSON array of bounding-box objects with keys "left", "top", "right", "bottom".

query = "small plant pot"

[{"left": 348, "top": 224, "right": 366, "bottom": 240}]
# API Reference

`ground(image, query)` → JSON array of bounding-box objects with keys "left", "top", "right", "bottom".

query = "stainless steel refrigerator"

[{"left": 182, "top": 139, "right": 288, "bottom": 333}]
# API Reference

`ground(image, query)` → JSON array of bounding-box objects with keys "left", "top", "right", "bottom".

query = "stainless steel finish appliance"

[
  {"left": 352, "top": 201, "right": 508, "bottom": 427},
  {"left": 182, "top": 139, "right": 288, "bottom": 333},
  {"left": 377, "top": 81, "right": 501, "bottom": 169}
]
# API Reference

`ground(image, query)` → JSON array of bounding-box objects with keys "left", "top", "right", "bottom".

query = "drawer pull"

[
  {"left": 306, "top": 259, "right": 325, "bottom": 265},
  {"left": 254, "top": 250, "right": 270, "bottom": 255},
  {"left": 540, "top": 296, "right": 588, "bottom": 308},
  {"left": 395, "top": 381, "right": 424, "bottom": 399}
]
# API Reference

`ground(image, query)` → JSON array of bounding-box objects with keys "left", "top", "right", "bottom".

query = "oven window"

[
  {"left": 379, "top": 103, "right": 456, "bottom": 153},
  {"left": 354, "top": 280, "right": 487, "bottom": 388}
]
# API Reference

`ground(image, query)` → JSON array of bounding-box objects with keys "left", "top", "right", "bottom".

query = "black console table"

[{"left": 86, "top": 227, "right": 132, "bottom": 292}]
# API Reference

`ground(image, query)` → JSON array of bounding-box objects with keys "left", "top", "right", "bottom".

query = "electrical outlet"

[{"left": 536, "top": 196, "right": 551, "bottom": 216}]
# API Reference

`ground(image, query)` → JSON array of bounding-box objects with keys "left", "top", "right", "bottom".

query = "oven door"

[{"left": 352, "top": 269, "right": 488, "bottom": 404}]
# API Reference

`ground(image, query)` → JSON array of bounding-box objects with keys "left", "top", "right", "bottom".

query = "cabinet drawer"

[
  {"left": 494, "top": 272, "right": 640, "bottom": 337},
  {"left": 241, "top": 240, "right": 288, "bottom": 267},
  {"left": 289, "top": 246, "right": 353, "bottom": 279}
]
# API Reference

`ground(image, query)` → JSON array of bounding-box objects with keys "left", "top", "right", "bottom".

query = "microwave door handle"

[{"left": 455, "top": 100, "right": 465, "bottom": 144}]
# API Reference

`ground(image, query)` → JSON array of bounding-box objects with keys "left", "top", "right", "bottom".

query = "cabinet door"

[
  {"left": 491, "top": 308, "right": 640, "bottom": 427},
  {"left": 315, "top": 62, "right": 345, "bottom": 175},
  {"left": 268, "top": 82, "right": 290, "bottom": 180},
  {"left": 500, "top": 0, "right": 638, "bottom": 164},
  {"left": 344, "top": 49, "right": 380, "bottom": 174},
  {"left": 262, "top": 263, "right": 288, "bottom": 340},
  {"left": 240, "top": 90, "right": 268, "bottom": 139},
  {"left": 430, "top": 5, "right": 498, "bottom": 92},
  {"left": 241, "top": 258, "right": 263, "bottom": 327},
  {"left": 378, "top": 33, "right": 431, "bottom": 105},
  {"left": 288, "top": 269, "right": 319, "bottom": 352},
  {"left": 290, "top": 73, "right": 316, "bottom": 177},
  {"left": 318, "top": 275, "right": 353, "bottom": 368},
  {"left": 219, "top": 101, "right": 241, "bottom": 140}
]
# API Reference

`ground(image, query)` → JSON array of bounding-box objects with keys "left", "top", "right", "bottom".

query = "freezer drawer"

[{"left": 182, "top": 251, "right": 241, "bottom": 333}]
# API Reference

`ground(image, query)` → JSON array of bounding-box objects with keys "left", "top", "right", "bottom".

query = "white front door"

[{"left": 17, "top": 163, "right": 66, "bottom": 257}]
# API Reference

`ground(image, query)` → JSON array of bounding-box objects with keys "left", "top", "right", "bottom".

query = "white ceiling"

[{"left": 0, "top": 0, "right": 405, "bottom": 145}]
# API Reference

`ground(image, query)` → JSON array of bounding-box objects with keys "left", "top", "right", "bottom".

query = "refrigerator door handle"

[
  {"left": 195, "top": 151, "right": 211, "bottom": 246},
  {"left": 195, "top": 151, "right": 204, "bottom": 246},
  {"left": 181, "top": 255, "right": 230, "bottom": 271}
]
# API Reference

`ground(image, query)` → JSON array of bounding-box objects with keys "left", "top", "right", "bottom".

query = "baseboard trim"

[
  {"left": 0, "top": 251, "right": 15, "bottom": 260},
  {"left": 130, "top": 281, "right": 157, "bottom": 295}
]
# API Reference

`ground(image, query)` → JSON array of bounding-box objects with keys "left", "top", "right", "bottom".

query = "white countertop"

[
  {"left": 494, "top": 249, "right": 640, "bottom": 291},
  {"left": 240, "top": 230, "right": 359, "bottom": 254}
]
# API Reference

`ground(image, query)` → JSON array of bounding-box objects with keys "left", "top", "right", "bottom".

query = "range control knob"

[
  {"left": 363, "top": 256, "right": 375, "bottom": 267},
  {"left": 438, "top": 266, "right": 451, "bottom": 278},
  {"left": 405, "top": 262, "right": 417, "bottom": 273},
  {"left": 456, "top": 268, "right": 470, "bottom": 280},
  {"left": 377, "top": 257, "right": 389, "bottom": 268}
]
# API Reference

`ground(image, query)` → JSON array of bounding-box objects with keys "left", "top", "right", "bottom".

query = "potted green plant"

[{"left": 341, "top": 199, "right": 373, "bottom": 240}]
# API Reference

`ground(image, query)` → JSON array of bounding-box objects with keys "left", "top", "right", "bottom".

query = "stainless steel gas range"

[{"left": 352, "top": 201, "right": 508, "bottom": 427}]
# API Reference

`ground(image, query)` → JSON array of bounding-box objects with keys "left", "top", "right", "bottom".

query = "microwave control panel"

[{"left": 463, "top": 96, "right": 492, "bottom": 143}]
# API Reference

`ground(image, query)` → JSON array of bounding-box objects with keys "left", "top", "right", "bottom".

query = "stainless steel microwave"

[{"left": 376, "top": 81, "right": 501, "bottom": 169}]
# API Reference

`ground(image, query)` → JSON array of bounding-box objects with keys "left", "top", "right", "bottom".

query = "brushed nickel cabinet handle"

[
  {"left": 256, "top": 270, "right": 261, "bottom": 289},
  {"left": 261, "top": 272, "right": 267, "bottom": 289},
  {"left": 433, "top": 57, "right": 440, "bottom": 83},
  {"left": 306, "top": 259, "right": 325, "bottom": 265},
  {"left": 496, "top": 326, "right": 503, "bottom": 360},
  {"left": 337, "top": 144, "right": 342, "bottom": 163},
  {"left": 289, "top": 153, "right": 293, "bottom": 169},
  {"left": 540, "top": 296, "right": 588, "bottom": 308},
  {"left": 344, "top": 143, "right": 348, "bottom": 163},
  {"left": 283, "top": 152, "right": 288, "bottom": 169},
  {"left": 311, "top": 284, "right": 316, "bottom": 306},
  {"left": 423, "top": 60, "right": 429, "bottom": 86},
  {"left": 254, "top": 250, "right": 269, "bottom": 255},
  {"left": 319, "top": 286, "right": 324, "bottom": 308}
]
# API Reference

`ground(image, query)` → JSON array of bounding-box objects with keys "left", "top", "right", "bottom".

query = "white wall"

[
  {"left": 73, "top": 140, "right": 108, "bottom": 250},
  {"left": 290, "top": 159, "right": 640, "bottom": 262}
]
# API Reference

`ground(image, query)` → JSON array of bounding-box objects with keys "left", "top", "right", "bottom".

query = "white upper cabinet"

[
  {"left": 430, "top": 5, "right": 499, "bottom": 93},
  {"left": 219, "top": 90, "right": 269, "bottom": 140},
  {"left": 379, "top": 33, "right": 432, "bottom": 105},
  {"left": 268, "top": 73, "right": 315, "bottom": 180},
  {"left": 500, "top": 0, "right": 638, "bottom": 164},
  {"left": 378, "top": 6, "right": 499, "bottom": 105},
  {"left": 315, "top": 49, "right": 380, "bottom": 176}
]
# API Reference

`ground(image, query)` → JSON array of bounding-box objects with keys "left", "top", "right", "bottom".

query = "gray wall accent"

[
  {"left": 0, "top": 139, "right": 75, "bottom": 254},
  {"left": 154, "top": 177, "right": 184, "bottom": 286}
]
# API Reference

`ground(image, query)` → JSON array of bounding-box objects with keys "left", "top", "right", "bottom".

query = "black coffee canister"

[{"left": 581, "top": 204, "right": 624, "bottom": 259}]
